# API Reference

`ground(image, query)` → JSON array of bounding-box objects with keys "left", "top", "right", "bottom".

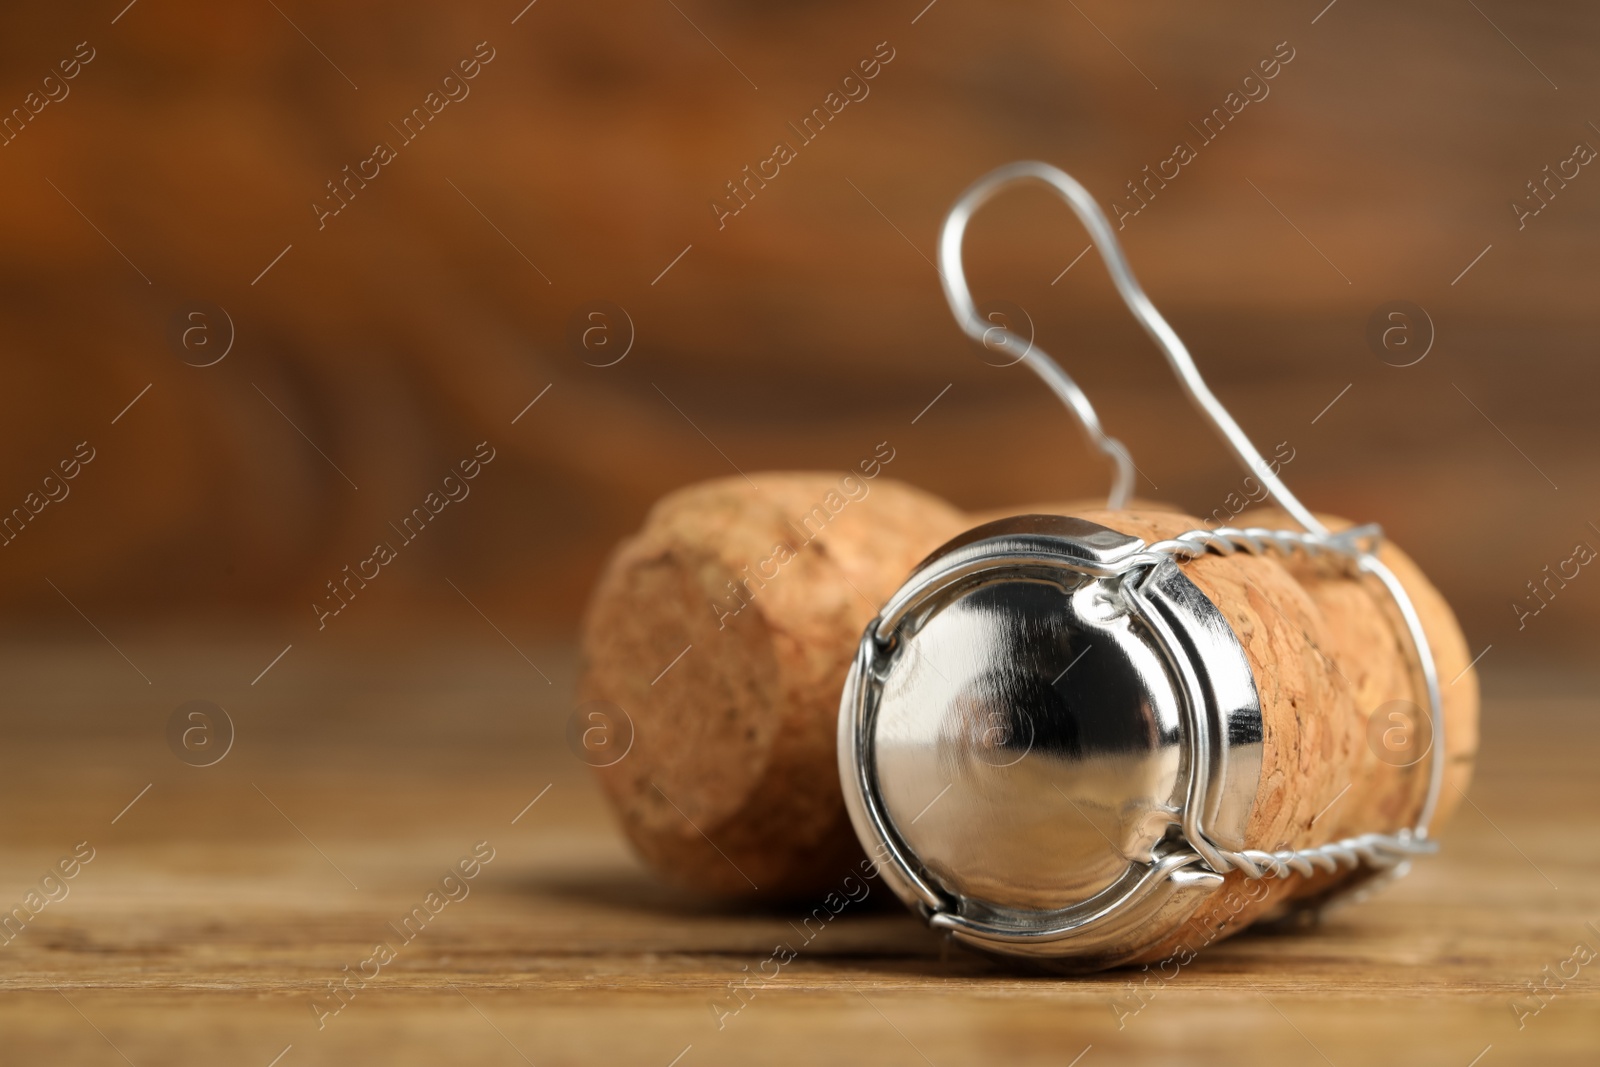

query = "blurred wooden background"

[
  {"left": 4, "top": 5, "right": 1599, "bottom": 1062},
  {"left": 1, "top": 0, "right": 1598, "bottom": 663}
]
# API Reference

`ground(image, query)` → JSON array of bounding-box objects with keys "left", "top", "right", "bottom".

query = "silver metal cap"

[{"left": 838, "top": 515, "right": 1264, "bottom": 965}]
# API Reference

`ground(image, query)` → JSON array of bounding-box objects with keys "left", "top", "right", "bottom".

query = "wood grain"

[
  {"left": 1, "top": 0, "right": 1599, "bottom": 661},
  {"left": 0, "top": 636, "right": 1593, "bottom": 1064}
]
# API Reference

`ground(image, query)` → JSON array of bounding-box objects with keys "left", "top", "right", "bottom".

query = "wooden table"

[{"left": 3, "top": 636, "right": 1595, "bottom": 1065}]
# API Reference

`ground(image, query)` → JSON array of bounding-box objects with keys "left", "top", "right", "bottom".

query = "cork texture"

[{"left": 577, "top": 473, "right": 967, "bottom": 894}]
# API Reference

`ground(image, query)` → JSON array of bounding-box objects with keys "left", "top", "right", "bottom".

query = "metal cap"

[{"left": 838, "top": 515, "right": 1264, "bottom": 965}]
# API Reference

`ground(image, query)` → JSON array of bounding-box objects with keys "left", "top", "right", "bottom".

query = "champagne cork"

[
  {"left": 578, "top": 476, "right": 1479, "bottom": 939},
  {"left": 1059, "top": 505, "right": 1477, "bottom": 958}
]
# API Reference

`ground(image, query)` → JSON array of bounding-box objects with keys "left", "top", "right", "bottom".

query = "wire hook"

[{"left": 937, "top": 160, "right": 1326, "bottom": 535}]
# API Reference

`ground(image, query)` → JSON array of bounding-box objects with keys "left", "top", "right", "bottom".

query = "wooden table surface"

[{"left": 3, "top": 634, "right": 1596, "bottom": 1066}]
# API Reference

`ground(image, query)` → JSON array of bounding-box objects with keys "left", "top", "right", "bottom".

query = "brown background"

[
  {"left": 1, "top": 0, "right": 1596, "bottom": 660},
  {"left": 3, "top": 2, "right": 1599, "bottom": 1063}
]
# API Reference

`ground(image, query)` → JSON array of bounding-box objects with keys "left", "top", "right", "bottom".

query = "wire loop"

[
  {"left": 938, "top": 161, "right": 1326, "bottom": 533},
  {"left": 938, "top": 162, "right": 1449, "bottom": 887}
]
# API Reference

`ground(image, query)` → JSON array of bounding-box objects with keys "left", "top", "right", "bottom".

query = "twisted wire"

[
  {"left": 1206, "top": 831, "right": 1437, "bottom": 880},
  {"left": 1131, "top": 523, "right": 1382, "bottom": 574}
]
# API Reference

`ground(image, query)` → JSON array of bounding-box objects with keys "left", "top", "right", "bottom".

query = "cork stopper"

[
  {"left": 578, "top": 473, "right": 966, "bottom": 894},
  {"left": 578, "top": 475, "right": 1478, "bottom": 935}
]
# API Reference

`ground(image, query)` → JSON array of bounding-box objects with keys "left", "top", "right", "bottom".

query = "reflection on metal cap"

[{"left": 839, "top": 515, "right": 1264, "bottom": 967}]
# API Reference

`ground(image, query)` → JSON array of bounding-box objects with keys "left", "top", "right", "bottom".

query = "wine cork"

[
  {"left": 578, "top": 473, "right": 968, "bottom": 895},
  {"left": 578, "top": 476, "right": 1479, "bottom": 928}
]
